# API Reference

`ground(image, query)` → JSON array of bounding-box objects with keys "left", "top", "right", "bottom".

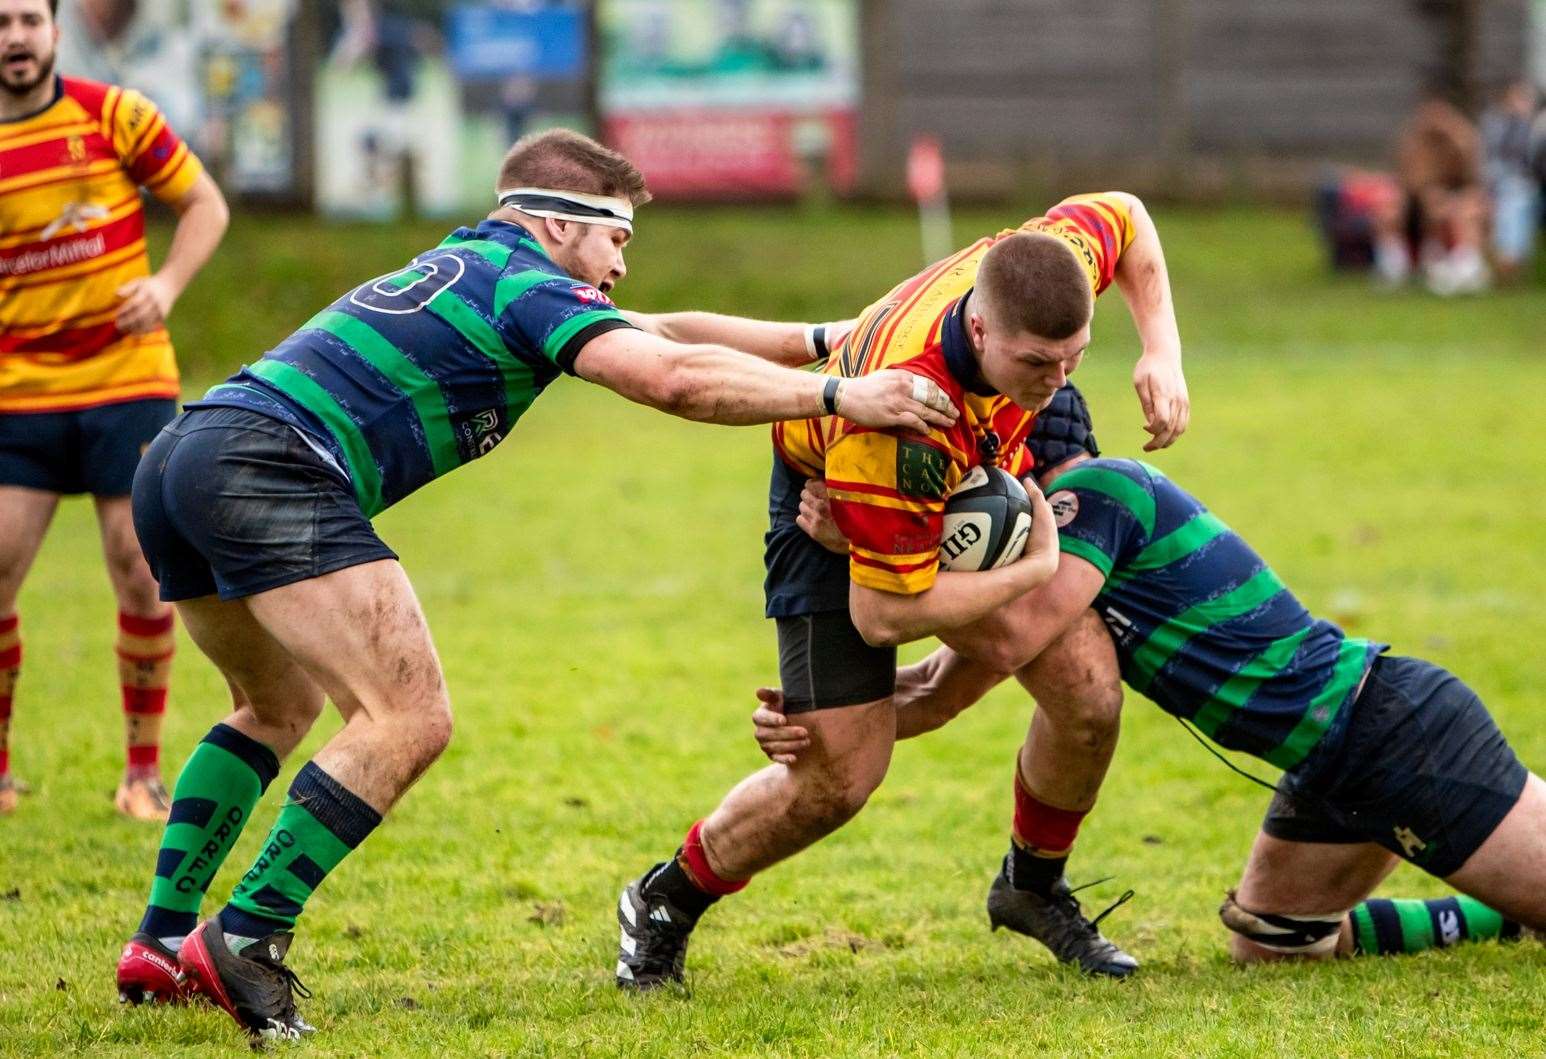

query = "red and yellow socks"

[
  {"left": 0, "top": 614, "right": 19, "bottom": 787},
  {"left": 643, "top": 820, "right": 748, "bottom": 921},
  {"left": 117, "top": 610, "right": 175, "bottom": 778},
  {"left": 1009, "top": 769, "right": 1089, "bottom": 895}
]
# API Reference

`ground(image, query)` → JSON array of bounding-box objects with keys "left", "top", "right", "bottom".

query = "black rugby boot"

[
  {"left": 986, "top": 856, "right": 1139, "bottom": 978},
  {"left": 615, "top": 865, "right": 699, "bottom": 991},
  {"left": 177, "top": 919, "right": 316, "bottom": 1039}
]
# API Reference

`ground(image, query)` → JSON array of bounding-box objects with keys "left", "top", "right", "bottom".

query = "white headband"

[{"left": 496, "top": 186, "right": 635, "bottom": 233}]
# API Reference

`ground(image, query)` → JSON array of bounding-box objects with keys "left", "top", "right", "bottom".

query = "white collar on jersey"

[{"left": 495, "top": 187, "right": 634, "bottom": 233}]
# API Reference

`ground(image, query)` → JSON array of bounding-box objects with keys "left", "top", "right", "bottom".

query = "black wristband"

[
  {"left": 822, "top": 376, "right": 841, "bottom": 416},
  {"left": 811, "top": 324, "right": 829, "bottom": 360}
]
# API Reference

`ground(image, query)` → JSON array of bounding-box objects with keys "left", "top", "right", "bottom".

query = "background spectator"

[
  {"left": 1481, "top": 79, "right": 1542, "bottom": 283},
  {"left": 1374, "top": 92, "right": 1491, "bottom": 294}
]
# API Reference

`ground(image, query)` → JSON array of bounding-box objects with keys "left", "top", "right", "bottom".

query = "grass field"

[{"left": 2, "top": 203, "right": 1545, "bottom": 1057}]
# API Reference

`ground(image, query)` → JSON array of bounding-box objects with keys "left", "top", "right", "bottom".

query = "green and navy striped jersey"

[
  {"left": 190, "top": 220, "right": 633, "bottom": 517},
  {"left": 1045, "top": 457, "right": 1385, "bottom": 771}
]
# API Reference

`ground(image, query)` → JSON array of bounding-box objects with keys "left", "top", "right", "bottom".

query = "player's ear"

[{"left": 543, "top": 216, "right": 572, "bottom": 245}]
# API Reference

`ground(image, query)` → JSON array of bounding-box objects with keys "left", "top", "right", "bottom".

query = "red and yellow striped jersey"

[
  {"left": 0, "top": 77, "right": 203, "bottom": 413},
  {"left": 773, "top": 192, "right": 1135, "bottom": 595}
]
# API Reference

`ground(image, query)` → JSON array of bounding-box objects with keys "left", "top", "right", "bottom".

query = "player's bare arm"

[
  {"left": 571, "top": 326, "right": 957, "bottom": 431},
  {"left": 846, "top": 484, "right": 1058, "bottom": 647},
  {"left": 1109, "top": 193, "right": 1189, "bottom": 450},
  {"left": 116, "top": 171, "right": 230, "bottom": 336},
  {"left": 798, "top": 475, "right": 1100, "bottom": 663},
  {"left": 752, "top": 646, "right": 1011, "bottom": 763},
  {"left": 621, "top": 310, "right": 854, "bottom": 369},
  {"left": 936, "top": 555, "right": 1106, "bottom": 672}
]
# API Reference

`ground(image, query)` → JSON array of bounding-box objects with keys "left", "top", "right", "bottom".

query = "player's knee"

[
  {"left": 835, "top": 770, "right": 883, "bottom": 818},
  {"left": 1219, "top": 890, "right": 1344, "bottom": 963},
  {"left": 1072, "top": 688, "right": 1122, "bottom": 751},
  {"left": 1033, "top": 682, "right": 1122, "bottom": 753},
  {"left": 103, "top": 533, "right": 152, "bottom": 584},
  {"left": 1226, "top": 931, "right": 1272, "bottom": 965},
  {"left": 799, "top": 785, "right": 868, "bottom": 833},
  {"left": 795, "top": 759, "right": 886, "bottom": 831},
  {"left": 412, "top": 699, "right": 454, "bottom": 763}
]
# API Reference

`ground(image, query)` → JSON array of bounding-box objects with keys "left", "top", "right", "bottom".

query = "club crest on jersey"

[
  {"left": 470, "top": 409, "right": 503, "bottom": 454},
  {"left": 41, "top": 201, "right": 109, "bottom": 241},
  {"left": 571, "top": 284, "right": 608, "bottom": 305},
  {"left": 1049, "top": 490, "right": 1079, "bottom": 527},
  {"left": 896, "top": 439, "right": 948, "bottom": 499}
]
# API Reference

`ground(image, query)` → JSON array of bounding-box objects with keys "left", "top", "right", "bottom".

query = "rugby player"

[
  {"left": 754, "top": 384, "right": 1541, "bottom": 966},
  {"left": 111, "top": 128, "right": 960, "bottom": 1040},
  {"left": 0, "top": 0, "right": 229, "bottom": 819},
  {"left": 617, "top": 193, "right": 1189, "bottom": 988}
]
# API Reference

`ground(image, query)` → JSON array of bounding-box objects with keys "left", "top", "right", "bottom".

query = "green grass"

[{"left": 2, "top": 203, "right": 1545, "bottom": 1056}]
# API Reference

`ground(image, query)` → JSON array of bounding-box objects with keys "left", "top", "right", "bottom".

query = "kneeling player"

[{"left": 755, "top": 385, "right": 1541, "bottom": 965}]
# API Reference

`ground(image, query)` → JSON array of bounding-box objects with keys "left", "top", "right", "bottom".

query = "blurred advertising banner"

[
  {"left": 1535, "top": 0, "right": 1545, "bottom": 88},
  {"left": 196, "top": 0, "right": 299, "bottom": 197},
  {"left": 53, "top": 0, "right": 301, "bottom": 199},
  {"left": 315, "top": 1, "right": 592, "bottom": 221},
  {"left": 598, "top": 0, "right": 860, "bottom": 199}
]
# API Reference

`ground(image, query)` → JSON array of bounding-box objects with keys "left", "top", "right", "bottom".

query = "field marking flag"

[{"left": 908, "top": 134, "right": 953, "bottom": 265}]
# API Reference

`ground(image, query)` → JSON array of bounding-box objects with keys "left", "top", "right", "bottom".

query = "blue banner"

[{"left": 447, "top": 5, "right": 587, "bottom": 80}]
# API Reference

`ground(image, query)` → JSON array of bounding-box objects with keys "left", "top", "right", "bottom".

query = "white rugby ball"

[{"left": 938, "top": 465, "right": 1034, "bottom": 572}]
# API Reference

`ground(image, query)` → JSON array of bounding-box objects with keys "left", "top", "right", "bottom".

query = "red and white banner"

[{"left": 604, "top": 109, "right": 857, "bottom": 200}]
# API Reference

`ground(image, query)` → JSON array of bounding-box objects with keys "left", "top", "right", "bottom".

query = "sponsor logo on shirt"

[
  {"left": 0, "top": 231, "right": 107, "bottom": 277},
  {"left": 896, "top": 439, "right": 948, "bottom": 499},
  {"left": 41, "top": 201, "right": 109, "bottom": 241},
  {"left": 1050, "top": 489, "right": 1079, "bottom": 527}
]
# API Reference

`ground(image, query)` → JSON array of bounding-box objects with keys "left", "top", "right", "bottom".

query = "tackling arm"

[
  {"left": 846, "top": 487, "right": 1060, "bottom": 648},
  {"left": 621, "top": 311, "right": 852, "bottom": 368},
  {"left": 570, "top": 327, "right": 956, "bottom": 430},
  {"left": 936, "top": 554, "right": 1108, "bottom": 672}
]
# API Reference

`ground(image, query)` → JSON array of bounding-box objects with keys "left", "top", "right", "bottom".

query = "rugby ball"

[{"left": 939, "top": 466, "right": 1034, "bottom": 573}]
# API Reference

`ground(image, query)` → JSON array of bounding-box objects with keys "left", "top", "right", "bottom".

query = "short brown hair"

[
  {"left": 496, "top": 129, "right": 651, "bottom": 207},
  {"left": 977, "top": 233, "right": 1093, "bottom": 340}
]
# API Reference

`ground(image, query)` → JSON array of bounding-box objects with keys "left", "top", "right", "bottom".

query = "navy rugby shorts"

[
  {"left": 763, "top": 456, "right": 895, "bottom": 713},
  {"left": 131, "top": 406, "right": 397, "bottom": 602},
  {"left": 0, "top": 398, "right": 176, "bottom": 496},
  {"left": 1263, "top": 654, "right": 1528, "bottom": 878}
]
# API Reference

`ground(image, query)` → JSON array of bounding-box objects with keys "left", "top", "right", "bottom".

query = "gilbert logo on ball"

[{"left": 939, "top": 466, "right": 1034, "bottom": 572}]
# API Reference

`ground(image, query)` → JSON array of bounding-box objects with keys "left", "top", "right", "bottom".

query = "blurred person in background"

[
  {"left": 0, "top": 0, "right": 228, "bottom": 818},
  {"left": 1480, "top": 79, "right": 1541, "bottom": 283},
  {"left": 1373, "top": 91, "right": 1491, "bottom": 294},
  {"left": 53, "top": 0, "right": 199, "bottom": 134}
]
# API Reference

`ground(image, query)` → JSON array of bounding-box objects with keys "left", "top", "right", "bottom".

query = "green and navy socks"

[
  {"left": 139, "top": 724, "right": 280, "bottom": 949},
  {"left": 1350, "top": 895, "right": 1520, "bottom": 956},
  {"left": 218, "top": 762, "right": 382, "bottom": 950}
]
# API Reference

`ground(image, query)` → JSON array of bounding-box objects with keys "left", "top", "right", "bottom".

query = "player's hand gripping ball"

[{"left": 938, "top": 466, "right": 1034, "bottom": 572}]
